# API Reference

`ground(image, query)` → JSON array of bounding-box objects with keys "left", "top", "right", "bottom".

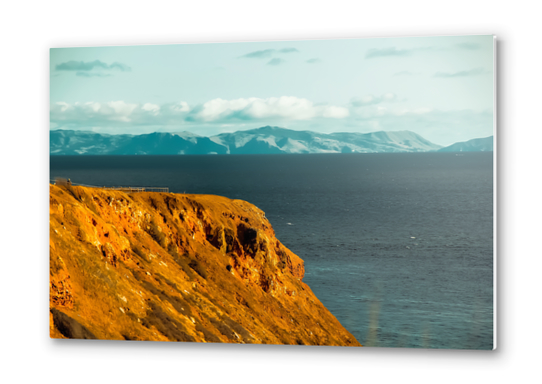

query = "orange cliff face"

[{"left": 49, "top": 185, "right": 361, "bottom": 346}]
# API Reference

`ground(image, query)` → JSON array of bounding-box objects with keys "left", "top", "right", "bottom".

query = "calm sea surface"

[{"left": 50, "top": 153, "right": 494, "bottom": 349}]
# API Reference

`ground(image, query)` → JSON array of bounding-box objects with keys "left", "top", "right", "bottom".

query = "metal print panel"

[{"left": 49, "top": 35, "right": 495, "bottom": 349}]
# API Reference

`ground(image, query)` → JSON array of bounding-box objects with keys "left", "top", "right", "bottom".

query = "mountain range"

[
  {"left": 50, "top": 126, "right": 493, "bottom": 155},
  {"left": 437, "top": 136, "right": 494, "bottom": 152}
]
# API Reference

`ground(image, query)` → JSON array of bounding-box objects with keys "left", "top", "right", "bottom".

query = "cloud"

[
  {"left": 170, "top": 101, "right": 190, "bottom": 113},
  {"left": 365, "top": 46, "right": 433, "bottom": 59},
  {"left": 51, "top": 101, "right": 139, "bottom": 123},
  {"left": 239, "top": 48, "right": 299, "bottom": 59},
  {"left": 55, "top": 60, "right": 108, "bottom": 71},
  {"left": 321, "top": 106, "right": 349, "bottom": 118},
  {"left": 350, "top": 93, "right": 400, "bottom": 107},
  {"left": 366, "top": 47, "right": 410, "bottom": 58},
  {"left": 50, "top": 97, "right": 349, "bottom": 127},
  {"left": 366, "top": 43, "right": 483, "bottom": 59},
  {"left": 55, "top": 60, "right": 131, "bottom": 72},
  {"left": 190, "top": 97, "right": 348, "bottom": 122},
  {"left": 366, "top": 42, "right": 485, "bottom": 60},
  {"left": 306, "top": 58, "right": 322, "bottom": 64},
  {"left": 75, "top": 72, "right": 112, "bottom": 78},
  {"left": 455, "top": 43, "right": 481, "bottom": 50},
  {"left": 239, "top": 49, "right": 275, "bottom": 59},
  {"left": 108, "top": 62, "right": 131, "bottom": 71},
  {"left": 267, "top": 58, "right": 286, "bottom": 66},
  {"left": 278, "top": 48, "right": 299, "bottom": 53},
  {"left": 434, "top": 68, "right": 488, "bottom": 78},
  {"left": 50, "top": 100, "right": 193, "bottom": 126},
  {"left": 142, "top": 103, "right": 160, "bottom": 116}
]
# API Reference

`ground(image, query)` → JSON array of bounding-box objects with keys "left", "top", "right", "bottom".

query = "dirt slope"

[{"left": 49, "top": 185, "right": 360, "bottom": 346}]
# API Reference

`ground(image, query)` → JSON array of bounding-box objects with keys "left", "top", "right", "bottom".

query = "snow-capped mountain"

[
  {"left": 438, "top": 136, "right": 494, "bottom": 152},
  {"left": 209, "top": 126, "right": 442, "bottom": 154},
  {"left": 50, "top": 126, "right": 443, "bottom": 155}
]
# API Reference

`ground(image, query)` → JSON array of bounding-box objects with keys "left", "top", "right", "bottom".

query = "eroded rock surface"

[{"left": 49, "top": 185, "right": 360, "bottom": 346}]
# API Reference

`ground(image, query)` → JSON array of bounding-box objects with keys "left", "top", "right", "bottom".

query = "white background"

[{"left": 1, "top": 1, "right": 540, "bottom": 383}]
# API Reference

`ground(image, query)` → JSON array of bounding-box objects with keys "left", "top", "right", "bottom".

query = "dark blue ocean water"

[{"left": 50, "top": 153, "right": 494, "bottom": 349}]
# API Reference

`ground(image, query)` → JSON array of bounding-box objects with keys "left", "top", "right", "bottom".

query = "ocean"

[{"left": 50, "top": 152, "right": 494, "bottom": 349}]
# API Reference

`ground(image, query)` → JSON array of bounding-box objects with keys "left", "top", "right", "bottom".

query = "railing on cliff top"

[{"left": 50, "top": 179, "right": 169, "bottom": 193}]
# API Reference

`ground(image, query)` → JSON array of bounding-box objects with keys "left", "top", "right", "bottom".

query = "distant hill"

[
  {"left": 50, "top": 130, "right": 228, "bottom": 155},
  {"left": 438, "top": 136, "right": 494, "bottom": 152},
  {"left": 50, "top": 126, "right": 442, "bottom": 155}
]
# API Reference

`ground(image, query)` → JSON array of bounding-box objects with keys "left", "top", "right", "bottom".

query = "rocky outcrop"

[{"left": 49, "top": 185, "right": 360, "bottom": 346}]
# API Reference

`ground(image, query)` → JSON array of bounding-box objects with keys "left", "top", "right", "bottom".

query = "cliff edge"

[{"left": 49, "top": 185, "right": 360, "bottom": 346}]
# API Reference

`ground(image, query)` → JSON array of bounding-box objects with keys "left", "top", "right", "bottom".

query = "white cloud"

[
  {"left": 185, "top": 96, "right": 348, "bottom": 122},
  {"left": 50, "top": 100, "right": 139, "bottom": 123},
  {"left": 170, "top": 101, "right": 190, "bottom": 113},
  {"left": 365, "top": 46, "right": 434, "bottom": 59},
  {"left": 194, "top": 98, "right": 253, "bottom": 121},
  {"left": 434, "top": 68, "right": 488, "bottom": 78},
  {"left": 322, "top": 105, "right": 349, "bottom": 118},
  {"left": 142, "top": 103, "right": 160, "bottom": 115},
  {"left": 50, "top": 97, "right": 349, "bottom": 127}
]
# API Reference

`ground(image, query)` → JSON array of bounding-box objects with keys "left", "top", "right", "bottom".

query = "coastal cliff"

[{"left": 49, "top": 185, "right": 360, "bottom": 346}]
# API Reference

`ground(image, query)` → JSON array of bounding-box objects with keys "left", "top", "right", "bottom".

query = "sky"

[{"left": 50, "top": 35, "right": 494, "bottom": 146}]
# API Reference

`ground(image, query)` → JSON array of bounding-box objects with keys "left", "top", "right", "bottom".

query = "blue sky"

[{"left": 50, "top": 35, "right": 494, "bottom": 146}]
